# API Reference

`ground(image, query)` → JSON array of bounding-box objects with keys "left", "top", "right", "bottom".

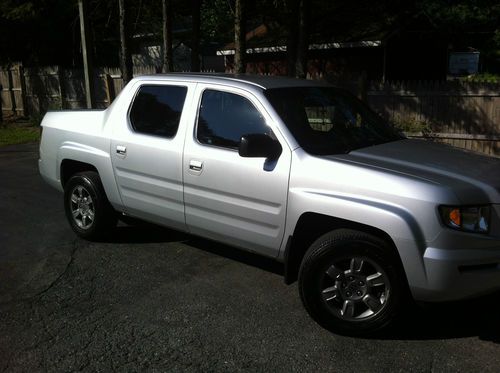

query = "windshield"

[{"left": 264, "top": 87, "right": 404, "bottom": 155}]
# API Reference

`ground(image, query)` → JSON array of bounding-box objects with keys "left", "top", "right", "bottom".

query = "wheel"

[
  {"left": 64, "top": 171, "right": 117, "bottom": 240},
  {"left": 298, "top": 229, "right": 407, "bottom": 335}
]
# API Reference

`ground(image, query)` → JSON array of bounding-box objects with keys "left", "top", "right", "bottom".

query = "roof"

[
  {"left": 217, "top": 41, "right": 382, "bottom": 56},
  {"left": 136, "top": 73, "right": 330, "bottom": 90},
  {"left": 217, "top": 13, "right": 440, "bottom": 55},
  {"left": 218, "top": 22, "right": 385, "bottom": 55}
]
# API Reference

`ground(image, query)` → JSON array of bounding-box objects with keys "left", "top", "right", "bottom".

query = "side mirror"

[{"left": 238, "top": 134, "right": 282, "bottom": 159}]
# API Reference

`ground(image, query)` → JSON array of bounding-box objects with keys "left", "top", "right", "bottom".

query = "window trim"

[
  {"left": 127, "top": 83, "right": 189, "bottom": 140},
  {"left": 194, "top": 87, "right": 273, "bottom": 152}
]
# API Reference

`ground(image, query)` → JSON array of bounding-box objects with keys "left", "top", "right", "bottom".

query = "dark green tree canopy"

[{"left": 0, "top": 0, "right": 498, "bottom": 72}]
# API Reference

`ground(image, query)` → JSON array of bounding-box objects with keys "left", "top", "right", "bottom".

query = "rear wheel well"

[
  {"left": 60, "top": 159, "right": 98, "bottom": 187},
  {"left": 284, "top": 212, "right": 404, "bottom": 285}
]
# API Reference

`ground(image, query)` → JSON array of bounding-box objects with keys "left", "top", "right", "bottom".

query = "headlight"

[{"left": 439, "top": 205, "right": 491, "bottom": 233}]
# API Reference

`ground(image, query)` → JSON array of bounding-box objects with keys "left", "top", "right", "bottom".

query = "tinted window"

[
  {"left": 130, "top": 85, "right": 187, "bottom": 138},
  {"left": 197, "top": 90, "right": 269, "bottom": 149},
  {"left": 265, "top": 87, "right": 403, "bottom": 155}
]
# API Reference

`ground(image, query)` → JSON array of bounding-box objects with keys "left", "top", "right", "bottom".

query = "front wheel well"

[
  {"left": 60, "top": 159, "right": 98, "bottom": 188},
  {"left": 283, "top": 212, "right": 404, "bottom": 285}
]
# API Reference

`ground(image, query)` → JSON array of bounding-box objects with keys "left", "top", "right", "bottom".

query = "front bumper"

[
  {"left": 411, "top": 208, "right": 500, "bottom": 302},
  {"left": 416, "top": 245, "right": 500, "bottom": 301}
]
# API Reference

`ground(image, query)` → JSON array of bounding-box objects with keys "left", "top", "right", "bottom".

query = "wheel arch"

[
  {"left": 60, "top": 159, "right": 98, "bottom": 187},
  {"left": 283, "top": 212, "right": 408, "bottom": 286},
  {"left": 56, "top": 142, "right": 123, "bottom": 208}
]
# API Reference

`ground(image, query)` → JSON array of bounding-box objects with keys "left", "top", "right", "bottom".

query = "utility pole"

[
  {"left": 78, "top": 0, "right": 94, "bottom": 108},
  {"left": 118, "top": 0, "right": 133, "bottom": 84}
]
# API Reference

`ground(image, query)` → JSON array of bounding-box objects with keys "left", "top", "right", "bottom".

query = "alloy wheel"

[
  {"left": 69, "top": 185, "right": 95, "bottom": 230},
  {"left": 320, "top": 256, "right": 390, "bottom": 321}
]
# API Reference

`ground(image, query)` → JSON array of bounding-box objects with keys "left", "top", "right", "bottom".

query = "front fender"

[{"left": 282, "top": 188, "right": 431, "bottom": 297}]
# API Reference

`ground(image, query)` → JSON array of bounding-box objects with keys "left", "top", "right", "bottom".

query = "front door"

[{"left": 183, "top": 86, "right": 291, "bottom": 257}]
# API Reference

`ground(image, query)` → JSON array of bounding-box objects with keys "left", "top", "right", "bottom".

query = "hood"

[{"left": 328, "top": 139, "right": 500, "bottom": 204}]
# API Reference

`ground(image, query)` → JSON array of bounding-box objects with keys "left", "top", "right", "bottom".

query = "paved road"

[{"left": 1, "top": 143, "right": 500, "bottom": 372}]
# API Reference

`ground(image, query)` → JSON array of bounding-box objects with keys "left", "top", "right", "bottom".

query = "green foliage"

[
  {"left": 417, "top": 0, "right": 500, "bottom": 30},
  {"left": 201, "top": 0, "right": 233, "bottom": 42},
  {"left": 0, "top": 1, "right": 36, "bottom": 20},
  {"left": 0, "top": 0, "right": 499, "bottom": 73},
  {"left": 417, "top": 0, "right": 500, "bottom": 72},
  {"left": 393, "top": 117, "right": 433, "bottom": 135},
  {"left": 0, "top": 0, "right": 76, "bottom": 65},
  {"left": 464, "top": 72, "right": 500, "bottom": 82},
  {"left": 0, "top": 126, "right": 40, "bottom": 147}
]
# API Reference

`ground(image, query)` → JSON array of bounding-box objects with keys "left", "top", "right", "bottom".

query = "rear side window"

[
  {"left": 197, "top": 90, "right": 269, "bottom": 149},
  {"left": 129, "top": 85, "right": 187, "bottom": 138}
]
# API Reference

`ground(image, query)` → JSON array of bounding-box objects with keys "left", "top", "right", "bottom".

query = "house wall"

[{"left": 223, "top": 48, "right": 384, "bottom": 80}]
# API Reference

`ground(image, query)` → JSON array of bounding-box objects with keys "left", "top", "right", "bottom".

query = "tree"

[
  {"left": 284, "top": 0, "right": 309, "bottom": 78},
  {"left": 285, "top": 0, "right": 299, "bottom": 77},
  {"left": 200, "top": 0, "right": 233, "bottom": 44},
  {"left": 294, "top": 0, "right": 310, "bottom": 78},
  {"left": 78, "top": 0, "right": 94, "bottom": 108},
  {"left": 416, "top": 0, "right": 500, "bottom": 72},
  {"left": 118, "top": 0, "right": 133, "bottom": 83},
  {"left": 191, "top": 0, "right": 201, "bottom": 72},
  {"left": 0, "top": 0, "right": 75, "bottom": 66},
  {"left": 234, "top": 0, "right": 246, "bottom": 73},
  {"left": 162, "top": 0, "right": 174, "bottom": 72}
]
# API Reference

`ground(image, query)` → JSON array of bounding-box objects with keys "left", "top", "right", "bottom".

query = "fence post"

[
  {"left": 104, "top": 73, "right": 115, "bottom": 106},
  {"left": 7, "top": 65, "right": 16, "bottom": 116},
  {"left": 357, "top": 70, "right": 367, "bottom": 102},
  {"left": 0, "top": 82, "right": 3, "bottom": 123},
  {"left": 58, "top": 66, "right": 66, "bottom": 109},
  {"left": 18, "top": 64, "right": 27, "bottom": 117}
]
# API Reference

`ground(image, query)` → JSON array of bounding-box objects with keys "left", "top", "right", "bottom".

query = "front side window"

[
  {"left": 129, "top": 85, "right": 187, "bottom": 138},
  {"left": 197, "top": 90, "right": 270, "bottom": 149}
]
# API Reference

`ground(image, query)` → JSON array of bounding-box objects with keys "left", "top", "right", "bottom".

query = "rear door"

[
  {"left": 111, "top": 81, "right": 195, "bottom": 231},
  {"left": 183, "top": 85, "right": 291, "bottom": 257}
]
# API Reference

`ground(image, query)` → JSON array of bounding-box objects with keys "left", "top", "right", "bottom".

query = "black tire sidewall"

[{"left": 299, "top": 229, "right": 404, "bottom": 335}]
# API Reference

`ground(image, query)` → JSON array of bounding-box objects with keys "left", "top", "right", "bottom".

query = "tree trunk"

[
  {"left": 295, "top": 0, "right": 309, "bottom": 78},
  {"left": 162, "top": 0, "right": 174, "bottom": 72},
  {"left": 118, "top": 0, "right": 133, "bottom": 83},
  {"left": 234, "top": 0, "right": 246, "bottom": 73},
  {"left": 78, "top": 0, "right": 94, "bottom": 108},
  {"left": 286, "top": 0, "right": 298, "bottom": 77},
  {"left": 191, "top": 0, "right": 201, "bottom": 72}
]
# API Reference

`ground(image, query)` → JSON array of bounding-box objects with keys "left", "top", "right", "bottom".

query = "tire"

[
  {"left": 298, "top": 229, "right": 408, "bottom": 335},
  {"left": 64, "top": 171, "right": 117, "bottom": 240}
]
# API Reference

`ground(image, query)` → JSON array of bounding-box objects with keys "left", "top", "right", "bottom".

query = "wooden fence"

[
  {"left": 0, "top": 64, "right": 157, "bottom": 118},
  {"left": 366, "top": 80, "right": 500, "bottom": 157},
  {"left": 0, "top": 64, "right": 25, "bottom": 119},
  {"left": 1, "top": 63, "right": 499, "bottom": 157}
]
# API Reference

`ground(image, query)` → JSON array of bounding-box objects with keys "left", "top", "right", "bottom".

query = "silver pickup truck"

[{"left": 39, "top": 73, "right": 500, "bottom": 335}]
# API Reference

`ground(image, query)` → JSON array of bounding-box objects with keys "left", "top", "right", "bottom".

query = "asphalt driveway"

[{"left": 1, "top": 143, "right": 500, "bottom": 372}]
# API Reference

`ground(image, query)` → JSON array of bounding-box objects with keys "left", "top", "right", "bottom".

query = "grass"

[{"left": 0, "top": 125, "right": 40, "bottom": 147}]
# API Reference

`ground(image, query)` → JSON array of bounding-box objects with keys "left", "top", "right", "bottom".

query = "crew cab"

[{"left": 39, "top": 73, "right": 500, "bottom": 335}]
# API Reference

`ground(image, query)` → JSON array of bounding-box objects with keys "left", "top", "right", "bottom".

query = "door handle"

[
  {"left": 116, "top": 145, "right": 127, "bottom": 155},
  {"left": 189, "top": 160, "right": 203, "bottom": 171}
]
